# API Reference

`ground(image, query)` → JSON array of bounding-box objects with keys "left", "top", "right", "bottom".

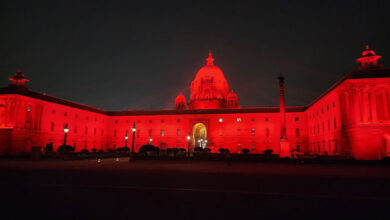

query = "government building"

[{"left": 1, "top": 46, "right": 390, "bottom": 160}]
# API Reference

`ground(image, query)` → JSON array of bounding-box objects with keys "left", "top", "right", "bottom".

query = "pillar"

[{"left": 278, "top": 76, "right": 290, "bottom": 158}]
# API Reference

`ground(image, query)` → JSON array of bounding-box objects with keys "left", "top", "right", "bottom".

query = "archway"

[{"left": 192, "top": 123, "right": 207, "bottom": 149}]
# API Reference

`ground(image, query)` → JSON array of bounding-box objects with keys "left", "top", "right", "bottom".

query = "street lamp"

[
  {"left": 149, "top": 137, "right": 153, "bottom": 144},
  {"left": 63, "top": 123, "right": 69, "bottom": 146},
  {"left": 130, "top": 122, "right": 136, "bottom": 161},
  {"left": 124, "top": 131, "right": 129, "bottom": 148},
  {"left": 187, "top": 135, "right": 191, "bottom": 157}
]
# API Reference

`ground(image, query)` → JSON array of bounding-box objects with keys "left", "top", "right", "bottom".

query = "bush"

[
  {"left": 139, "top": 145, "right": 159, "bottom": 153},
  {"left": 91, "top": 148, "right": 97, "bottom": 153},
  {"left": 218, "top": 148, "right": 225, "bottom": 154},
  {"left": 97, "top": 149, "right": 104, "bottom": 154},
  {"left": 80, "top": 149, "right": 90, "bottom": 154},
  {"left": 45, "top": 143, "right": 53, "bottom": 153},
  {"left": 106, "top": 148, "right": 117, "bottom": 153},
  {"left": 57, "top": 145, "right": 74, "bottom": 152},
  {"left": 117, "top": 147, "right": 130, "bottom": 152},
  {"left": 264, "top": 149, "right": 274, "bottom": 156},
  {"left": 167, "top": 148, "right": 179, "bottom": 155},
  {"left": 241, "top": 148, "right": 250, "bottom": 154},
  {"left": 194, "top": 147, "right": 203, "bottom": 152},
  {"left": 178, "top": 148, "right": 186, "bottom": 152},
  {"left": 203, "top": 148, "right": 211, "bottom": 153}
]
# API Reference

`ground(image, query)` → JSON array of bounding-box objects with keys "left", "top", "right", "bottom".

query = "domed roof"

[
  {"left": 175, "top": 93, "right": 186, "bottom": 104},
  {"left": 361, "top": 45, "right": 376, "bottom": 56},
  {"left": 227, "top": 90, "right": 238, "bottom": 100},
  {"left": 190, "top": 52, "right": 230, "bottom": 100}
]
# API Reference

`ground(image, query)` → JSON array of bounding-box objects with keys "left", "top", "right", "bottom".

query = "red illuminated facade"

[{"left": 1, "top": 47, "right": 390, "bottom": 160}]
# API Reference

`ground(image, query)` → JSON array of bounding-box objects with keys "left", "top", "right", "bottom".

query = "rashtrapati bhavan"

[{"left": 1, "top": 46, "right": 390, "bottom": 160}]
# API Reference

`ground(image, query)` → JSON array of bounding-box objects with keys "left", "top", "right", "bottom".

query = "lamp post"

[
  {"left": 187, "top": 135, "right": 191, "bottom": 157},
  {"left": 63, "top": 123, "right": 69, "bottom": 146},
  {"left": 149, "top": 137, "right": 153, "bottom": 144},
  {"left": 129, "top": 122, "right": 136, "bottom": 161}
]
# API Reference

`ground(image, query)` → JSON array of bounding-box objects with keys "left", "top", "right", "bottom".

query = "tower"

[{"left": 356, "top": 45, "right": 383, "bottom": 69}]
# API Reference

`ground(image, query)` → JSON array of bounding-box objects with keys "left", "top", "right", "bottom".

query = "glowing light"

[{"left": 219, "top": 118, "right": 223, "bottom": 123}]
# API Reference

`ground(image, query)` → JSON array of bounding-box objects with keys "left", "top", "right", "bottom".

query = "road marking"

[{"left": 3, "top": 182, "right": 390, "bottom": 201}]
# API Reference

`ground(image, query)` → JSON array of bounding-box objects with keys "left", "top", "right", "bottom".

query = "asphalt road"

[{"left": 0, "top": 159, "right": 389, "bottom": 220}]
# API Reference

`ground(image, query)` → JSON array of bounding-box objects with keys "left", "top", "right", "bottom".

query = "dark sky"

[{"left": 1, "top": 0, "right": 390, "bottom": 111}]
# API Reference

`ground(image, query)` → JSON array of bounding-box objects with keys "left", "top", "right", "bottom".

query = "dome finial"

[{"left": 206, "top": 50, "right": 214, "bottom": 65}]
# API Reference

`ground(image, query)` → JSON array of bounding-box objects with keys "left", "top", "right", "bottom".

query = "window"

[
  {"left": 148, "top": 129, "right": 152, "bottom": 136},
  {"left": 334, "top": 118, "right": 337, "bottom": 129},
  {"left": 177, "top": 119, "right": 181, "bottom": 123},
  {"left": 126, "top": 120, "right": 129, "bottom": 124},
  {"left": 94, "top": 128, "right": 97, "bottom": 136},
  {"left": 251, "top": 128, "right": 255, "bottom": 136},
  {"left": 219, "top": 118, "right": 223, "bottom": 123},
  {"left": 328, "top": 120, "right": 330, "bottom": 131},
  {"left": 161, "top": 129, "right": 164, "bottom": 137},
  {"left": 237, "top": 129, "right": 241, "bottom": 136},
  {"left": 251, "top": 118, "right": 255, "bottom": 122},
  {"left": 86, "top": 116, "right": 89, "bottom": 120},
  {"left": 161, "top": 120, "right": 164, "bottom": 123},
  {"left": 75, "top": 114, "right": 78, "bottom": 118},
  {"left": 265, "top": 128, "right": 270, "bottom": 137},
  {"left": 74, "top": 125, "right": 78, "bottom": 134},
  {"left": 295, "top": 128, "right": 300, "bottom": 137},
  {"left": 219, "top": 130, "right": 223, "bottom": 136},
  {"left": 237, "top": 118, "right": 242, "bottom": 122},
  {"left": 85, "top": 127, "right": 88, "bottom": 135},
  {"left": 333, "top": 102, "right": 335, "bottom": 107},
  {"left": 149, "top": 120, "right": 152, "bottom": 123},
  {"left": 94, "top": 118, "right": 97, "bottom": 122},
  {"left": 251, "top": 144, "right": 256, "bottom": 151},
  {"left": 177, "top": 129, "right": 181, "bottom": 136},
  {"left": 52, "top": 109, "right": 56, "bottom": 114},
  {"left": 265, "top": 117, "right": 269, "bottom": 122},
  {"left": 50, "top": 122, "right": 55, "bottom": 132},
  {"left": 296, "top": 145, "right": 301, "bottom": 152},
  {"left": 114, "top": 120, "right": 118, "bottom": 124},
  {"left": 113, "top": 129, "right": 117, "bottom": 136},
  {"left": 64, "top": 112, "right": 68, "bottom": 116},
  {"left": 101, "top": 129, "right": 103, "bottom": 136},
  {"left": 295, "top": 117, "right": 299, "bottom": 121},
  {"left": 137, "top": 120, "right": 141, "bottom": 123}
]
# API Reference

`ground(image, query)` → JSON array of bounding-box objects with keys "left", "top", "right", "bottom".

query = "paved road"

[{"left": 0, "top": 159, "right": 389, "bottom": 219}]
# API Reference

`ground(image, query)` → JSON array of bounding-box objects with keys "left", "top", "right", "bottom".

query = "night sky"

[{"left": 1, "top": 0, "right": 390, "bottom": 111}]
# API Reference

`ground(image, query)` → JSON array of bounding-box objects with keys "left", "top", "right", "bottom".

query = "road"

[{"left": 0, "top": 159, "right": 389, "bottom": 219}]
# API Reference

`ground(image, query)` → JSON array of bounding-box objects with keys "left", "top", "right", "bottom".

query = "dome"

[
  {"left": 175, "top": 93, "right": 186, "bottom": 104},
  {"left": 175, "top": 93, "right": 186, "bottom": 110},
  {"left": 362, "top": 45, "right": 376, "bottom": 56},
  {"left": 227, "top": 90, "right": 238, "bottom": 100},
  {"left": 190, "top": 52, "right": 230, "bottom": 102},
  {"left": 356, "top": 45, "right": 382, "bottom": 69}
]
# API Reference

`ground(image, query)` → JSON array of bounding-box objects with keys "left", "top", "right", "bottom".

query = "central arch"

[{"left": 192, "top": 123, "right": 207, "bottom": 149}]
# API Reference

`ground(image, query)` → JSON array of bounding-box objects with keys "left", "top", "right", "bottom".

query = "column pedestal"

[{"left": 279, "top": 138, "right": 291, "bottom": 158}]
